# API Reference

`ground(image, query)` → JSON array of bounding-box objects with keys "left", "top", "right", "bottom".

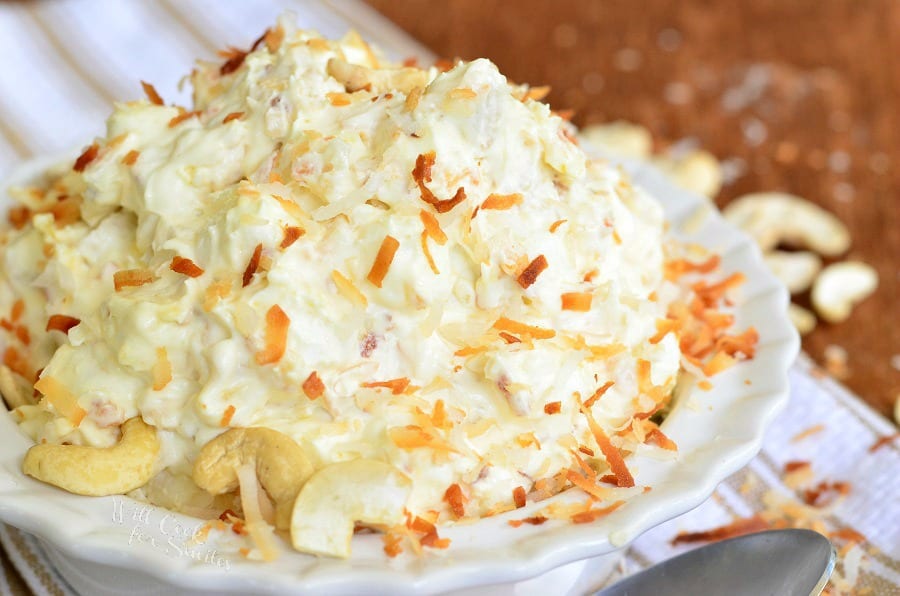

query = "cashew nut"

[
  {"left": 811, "top": 261, "right": 878, "bottom": 323},
  {"left": 788, "top": 303, "right": 817, "bottom": 336},
  {"left": 654, "top": 149, "right": 723, "bottom": 198},
  {"left": 290, "top": 459, "right": 411, "bottom": 558},
  {"left": 326, "top": 57, "right": 428, "bottom": 95},
  {"left": 193, "top": 427, "right": 313, "bottom": 531},
  {"left": 763, "top": 250, "right": 823, "bottom": 294},
  {"left": 723, "top": 193, "right": 850, "bottom": 256},
  {"left": 22, "top": 417, "right": 159, "bottom": 496},
  {"left": 578, "top": 121, "right": 652, "bottom": 159},
  {"left": 0, "top": 364, "right": 32, "bottom": 409}
]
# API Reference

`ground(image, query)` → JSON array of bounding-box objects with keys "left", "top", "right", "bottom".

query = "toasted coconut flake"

[
  {"left": 512, "top": 486, "right": 527, "bottom": 509},
  {"left": 10, "top": 300, "right": 24, "bottom": 323},
  {"left": 803, "top": 481, "right": 850, "bottom": 507},
  {"left": 649, "top": 318, "right": 679, "bottom": 344},
  {"left": 362, "top": 378, "right": 410, "bottom": 395},
  {"left": 34, "top": 376, "right": 86, "bottom": 426},
  {"left": 168, "top": 110, "right": 200, "bottom": 128},
  {"left": 383, "top": 530, "right": 404, "bottom": 557},
  {"left": 405, "top": 86, "right": 423, "bottom": 111},
  {"left": 219, "top": 405, "right": 236, "bottom": 427},
  {"left": 279, "top": 226, "right": 305, "bottom": 250},
  {"left": 419, "top": 210, "right": 447, "bottom": 244},
  {"left": 420, "top": 231, "right": 439, "bottom": 274},
  {"left": 789, "top": 424, "right": 824, "bottom": 444},
  {"left": 242, "top": 243, "right": 263, "bottom": 287},
  {"left": 784, "top": 460, "right": 811, "bottom": 474},
  {"left": 412, "top": 153, "right": 467, "bottom": 213},
  {"left": 121, "top": 150, "right": 140, "bottom": 165},
  {"left": 583, "top": 381, "right": 614, "bottom": 409},
  {"left": 140, "top": 81, "right": 164, "bottom": 105},
  {"left": 302, "top": 371, "right": 324, "bottom": 400},
  {"left": 548, "top": 219, "right": 567, "bottom": 233},
  {"left": 561, "top": 292, "right": 592, "bottom": 312},
  {"left": 671, "top": 515, "right": 769, "bottom": 545},
  {"left": 869, "top": 433, "right": 899, "bottom": 453},
  {"left": 492, "top": 317, "right": 555, "bottom": 340},
  {"left": 12, "top": 326, "right": 28, "bottom": 346},
  {"left": 664, "top": 255, "right": 720, "bottom": 281},
  {"left": 578, "top": 398, "right": 634, "bottom": 488},
  {"left": 544, "top": 401, "right": 561, "bottom": 415},
  {"left": 113, "top": 269, "right": 154, "bottom": 291},
  {"left": 454, "top": 345, "right": 488, "bottom": 357},
  {"left": 45, "top": 314, "right": 80, "bottom": 334},
  {"left": 516, "top": 255, "right": 548, "bottom": 289},
  {"left": 715, "top": 327, "right": 759, "bottom": 358},
  {"left": 219, "top": 48, "right": 248, "bottom": 75},
  {"left": 831, "top": 528, "right": 867, "bottom": 543},
  {"left": 170, "top": 256, "right": 205, "bottom": 278},
  {"left": 366, "top": 235, "right": 400, "bottom": 288},
  {"left": 499, "top": 332, "right": 521, "bottom": 344},
  {"left": 566, "top": 470, "right": 609, "bottom": 500},
  {"left": 702, "top": 350, "right": 737, "bottom": 376},
  {"left": 481, "top": 193, "right": 523, "bottom": 210},
  {"left": 203, "top": 280, "right": 232, "bottom": 311},
  {"left": 443, "top": 483, "right": 466, "bottom": 518},
  {"left": 331, "top": 270, "right": 368, "bottom": 306},
  {"left": 255, "top": 305, "right": 290, "bottom": 365},
  {"left": 645, "top": 427, "right": 678, "bottom": 451},
  {"left": 223, "top": 111, "right": 245, "bottom": 123},
  {"left": 516, "top": 432, "right": 541, "bottom": 449},
  {"left": 2, "top": 347, "right": 31, "bottom": 382},
  {"left": 326, "top": 92, "right": 352, "bottom": 106},
  {"left": 8, "top": 206, "right": 31, "bottom": 229},
  {"left": 44, "top": 196, "right": 82, "bottom": 227},
  {"left": 508, "top": 516, "right": 547, "bottom": 528},
  {"left": 571, "top": 500, "right": 625, "bottom": 524},
  {"left": 388, "top": 425, "right": 457, "bottom": 452},
  {"left": 692, "top": 273, "right": 746, "bottom": 308},
  {"left": 449, "top": 87, "right": 477, "bottom": 100},
  {"left": 151, "top": 347, "right": 172, "bottom": 391},
  {"left": 264, "top": 25, "right": 284, "bottom": 51},
  {"left": 73, "top": 143, "right": 99, "bottom": 172}
]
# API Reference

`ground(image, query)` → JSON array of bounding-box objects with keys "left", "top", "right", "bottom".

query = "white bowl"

[{"left": 0, "top": 154, "right": 798, "bottom": 594}]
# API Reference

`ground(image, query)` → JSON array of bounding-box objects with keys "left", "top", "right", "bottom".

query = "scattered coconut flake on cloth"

[{"left": 599, "top": 353, "right": 900, "bottom": 595}]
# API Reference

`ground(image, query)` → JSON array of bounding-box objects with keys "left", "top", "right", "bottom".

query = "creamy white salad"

[{"left": 0, "top": 16, "right": 755, "bottom": 559}]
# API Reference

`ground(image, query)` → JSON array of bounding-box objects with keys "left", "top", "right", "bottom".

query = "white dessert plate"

[{"left": 0, "top": 153, "right": 799, "bottom": 594}]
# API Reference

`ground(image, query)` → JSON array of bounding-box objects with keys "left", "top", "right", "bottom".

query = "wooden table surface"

[{"left": 368, "top": 0, "right": 899, "bottom": 419}]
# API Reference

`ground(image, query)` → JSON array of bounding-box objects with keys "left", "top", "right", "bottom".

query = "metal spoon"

[{"left": 596, "top": 529, "right": 835, "bottom": 596}]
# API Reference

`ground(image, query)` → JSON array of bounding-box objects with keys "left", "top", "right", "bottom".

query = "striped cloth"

[{"left": 0, "top": 2, "right": 897, "bottom": 594}]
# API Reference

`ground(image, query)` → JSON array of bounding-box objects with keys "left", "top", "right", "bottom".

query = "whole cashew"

[
  {"left": 763, "top": 250, "right": 822, "bottom": 295},
  {"left": 579, "top": 121, "right": 652, "bottom": 160},
  {"left": 193, "top": 427, "right": 313, "bottom": 531},
  {"left": 723, "top": 192, "right": 850, "bottom": 256},
  {"left": 811, "top": 261, "right": 878, "bottom": 323},
  {"left": 654, "top": 149, "right": 723, "bottom": 199},
  {"left": 291, "top": 459, "right": 411, "bottom": 558},
  {"left": 0, "top": 364, "right": 32, "bottom": 409},
  {"left": 788, "top": 303, "right": 817, "bottom": 335},
  {"left": 22, "top": 417, "right": 159, "bottom": 496},
  {"left": 327, "top": 57, "right": 428, "bottom": 94}
]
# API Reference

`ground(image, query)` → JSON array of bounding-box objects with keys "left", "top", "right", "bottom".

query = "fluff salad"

[{"left": 0, "top": 17, "right": 680, "bottom": 519}]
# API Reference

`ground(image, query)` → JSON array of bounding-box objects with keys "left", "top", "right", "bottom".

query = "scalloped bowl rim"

[{"left": 0, "top": 152, "right": 799, "bottom": 594}]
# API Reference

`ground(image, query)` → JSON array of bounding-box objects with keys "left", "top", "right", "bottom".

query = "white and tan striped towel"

[{"left": 0, "top": 2, "right": 897, "bottom": 595}]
